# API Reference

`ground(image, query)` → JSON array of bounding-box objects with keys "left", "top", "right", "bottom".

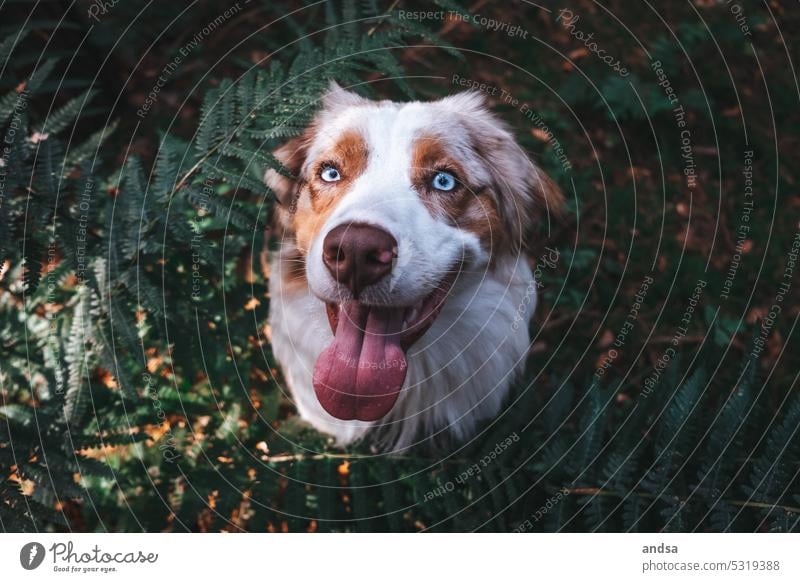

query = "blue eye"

[
  {"left": 320, "top": 166, "right": 341, "bottom": 182},
  {"left": 432, "top": 171, "right": 456, "bottom": 191}
]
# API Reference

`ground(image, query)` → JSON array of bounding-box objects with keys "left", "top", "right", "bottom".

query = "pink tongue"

[{"left": 313, "top": 302, "right": 407, "bottom": 421}]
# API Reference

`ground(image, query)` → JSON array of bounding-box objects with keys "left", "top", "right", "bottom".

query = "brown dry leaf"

[
  {"left": 29, "top": 132, "right": 49, "bottom": 144},
  {"left": 568, "top": 47, "right": 590, "bottom": 60},
  {"left": 20, "top": 479, "right": 35, "bottom": 495},
  {"left": 244, "top": 297, "right": 261, "bottom": 311},
  {"left": 146, "top": 356, "right": 161, "bottom": 373},
  {"left": 529, "top": 341, "right": 548, "bottom": 355},
  {"left": 594, "top": 352, "right": 610, "bottom": 370},
  {"left": 597, "top": 329, "right": 614, "bottom": 348},
  {"left": 531, "top": 128, "right": 551, "bottom": 143},
  {"left": 746, "top": 307, "right": 767, "bottom": 324},
  {"left": 9, "top": 472, "right": 36, "bottom": 495},
  {"left": 80, "top": 443, "right": 127, "bottom": 461},
  {"left": 97, "top": 368, "right": 118, "bottom": 389},
  {"left": 144, "top": 420, "right": 172, "bottom": 441}
]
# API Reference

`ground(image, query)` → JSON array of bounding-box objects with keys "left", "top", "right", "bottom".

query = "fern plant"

[{"left": 2, "top": 1, "right": 797, "bottom": 534}]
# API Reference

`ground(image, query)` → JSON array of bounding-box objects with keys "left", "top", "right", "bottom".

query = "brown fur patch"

[
  {"left": 411, "top": 135, "right": 509, "bottom": 257},
  {"left": 411, "top": 135, "right": 458, "bottom": 183},
  {"left": 292, "top": 194, "right": 333, "bottom": 254},
  {"left": 454, "top": 188, "right": 510, "bottom": 254},
  {"left": 307, "top": 130, "right": 369, "bottom": 211},
  {"left": 290, "top": 129, "right": 370, "bottom": 253},
  {"left": 411, "top": 134, "right": 466, "bottom": 214}
]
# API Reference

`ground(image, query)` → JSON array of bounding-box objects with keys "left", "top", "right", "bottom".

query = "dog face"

[{"left": 266, "top": 83, "right": 562, "bottom": 425}]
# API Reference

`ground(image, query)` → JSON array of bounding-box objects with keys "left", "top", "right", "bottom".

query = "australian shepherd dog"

[{"left": 265, "top": 83, "right": 563, "bottom": 452}]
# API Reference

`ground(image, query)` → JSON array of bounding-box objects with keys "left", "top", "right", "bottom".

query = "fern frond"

[
  {"left": 64, "top": 288, "right": 91, "bottom": 425},
  {"left": 36, "top": 89, "right": 98, "bottom": 135},
  {"left": 65, "top": 119, "right": 118, "bottom": 168}
]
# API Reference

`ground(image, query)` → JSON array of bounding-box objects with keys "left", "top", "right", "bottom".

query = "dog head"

[{"left": 266, "top": 82, "right": 563, "bottom": 423}]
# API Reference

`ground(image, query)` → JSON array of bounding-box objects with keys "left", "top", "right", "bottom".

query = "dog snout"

[{"left": 322, "top": 222, "right": 397, "bottom": 295}]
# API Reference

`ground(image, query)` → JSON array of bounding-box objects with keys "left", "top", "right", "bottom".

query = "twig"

[
  {"left": 171, "top": 136, "right": 228, "bottom": 195},
  {"left": 647, "top": 335, "right": 706, "bottom": 344},
  {"left": 366, "top": 0, "right": 401, "bottom": 37}
]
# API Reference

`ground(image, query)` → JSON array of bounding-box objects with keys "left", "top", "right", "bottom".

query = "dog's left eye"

[
  {"left": 432, "top": 171, "right": 456, "bottom": 191},
  {"left": 320, "top": 166, "right": 341, "bottom": 182}
]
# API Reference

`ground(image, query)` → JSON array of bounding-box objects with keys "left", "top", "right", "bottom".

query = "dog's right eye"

[{"left": 320, "top": 165, "right": 341, "bottom": 182}]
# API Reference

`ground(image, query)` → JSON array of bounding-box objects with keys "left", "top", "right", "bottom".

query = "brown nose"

[{"left": 322, "top": 223, "right": 397, "bottom": 295}]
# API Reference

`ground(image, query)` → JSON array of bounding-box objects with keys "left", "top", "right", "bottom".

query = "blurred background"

[{"left": 0, "top": 0, "right": 798, "bottom": 532}]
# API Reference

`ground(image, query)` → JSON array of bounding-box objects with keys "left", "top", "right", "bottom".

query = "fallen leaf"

[
  {"left": 531, "top": 128, "right": 551, "bottom": 142},
  {"left": 597, "top": 329, "right": 614, "bottom": 348},
  {"left": 568, "top": 47, "right": 590, "bottom": 60}
]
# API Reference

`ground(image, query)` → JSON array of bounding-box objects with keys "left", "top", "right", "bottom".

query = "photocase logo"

[{"left": 19, "top": 542, "right": 46, "bottom": 570}]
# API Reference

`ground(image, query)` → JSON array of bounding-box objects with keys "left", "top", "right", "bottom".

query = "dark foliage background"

[{"left": 0, "top": 0, "right": 798, "bottom": 532}]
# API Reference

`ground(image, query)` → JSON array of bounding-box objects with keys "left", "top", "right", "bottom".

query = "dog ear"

[
  {"left": 321, "top": 80, "right": 368, "bottom": 111},
  {"left": 264, "top": 134, "right": 311, "bottom": 207},
  {"left": 442, "top": 92, "right": 565, "bottom": 250},
  {"left": 497, "top": 148, "right": 565, "bottom": 251}
]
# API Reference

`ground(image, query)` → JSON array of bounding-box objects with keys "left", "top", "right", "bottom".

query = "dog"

[{"left": 265, "top": 82, "right": 563, "bottom": 453}]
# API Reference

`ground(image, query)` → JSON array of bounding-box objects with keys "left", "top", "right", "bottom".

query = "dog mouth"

[{"left": 312, "top": 268, "right": 460, "bottom": 422}]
